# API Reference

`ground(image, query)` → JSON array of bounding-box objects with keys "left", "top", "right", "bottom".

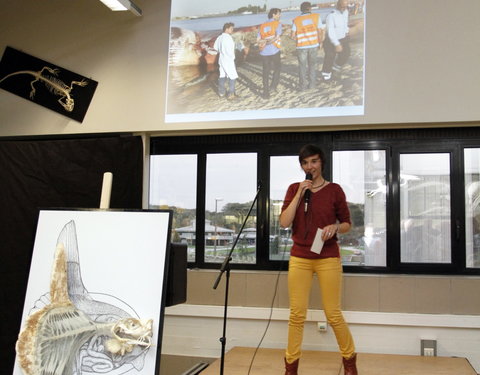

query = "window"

[
  {"left": 150, "top": 127, "right": 480, "bottom": 275},
  {"left": 333, "top": 150, "right": 387, "bottom": 267},
  {"left": 205, "top": 153, "right": 257, "bottom": 264},
  {"left": 464, "top": 148, "right": 480, "bottom": 268},
  {"left": 269, "top": 155, "right": 303, "bottom": 260},
  {"left": 399, "top": 153, "right": 451, "bottom": 264},
  {"left": 149, "top": 154, "right": 197, "bottom": 261}
]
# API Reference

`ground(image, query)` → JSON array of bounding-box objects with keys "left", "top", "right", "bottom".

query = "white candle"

[{"left": 99, "top": 172, "right": 113, "bottom": 209}]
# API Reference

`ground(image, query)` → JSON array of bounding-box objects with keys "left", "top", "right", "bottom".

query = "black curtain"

[{"left": 0, "top": 135, "right": 143, "bottom": 371}]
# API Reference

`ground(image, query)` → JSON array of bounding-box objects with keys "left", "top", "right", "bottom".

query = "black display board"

[{"left": 0, "top": 46, "right": 98, "bottom": 122}]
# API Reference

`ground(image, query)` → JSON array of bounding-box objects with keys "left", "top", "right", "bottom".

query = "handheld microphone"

[{"left": 304, "top": 173, "right": 312, "bottom": 212}]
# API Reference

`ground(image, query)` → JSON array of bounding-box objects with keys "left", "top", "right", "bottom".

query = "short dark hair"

[
  {"left": 268, "top": 8, "right": 281, "bottom": 19},
  {"left": 223, "top": 22, "right": 234, "bottom": 32},
  {"left": 298, "top": 144, "right": 326, "bottom": 171},
  {"left": 337, "top": 0, "right": 348, "bottom": 10},
  {"left": 300, "top": 2, "right": 312, "bottom": 13}
]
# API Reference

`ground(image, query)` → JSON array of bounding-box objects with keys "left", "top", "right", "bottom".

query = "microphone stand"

[{"left": 212, "top": 183, "right": 261, "bottom": 375}]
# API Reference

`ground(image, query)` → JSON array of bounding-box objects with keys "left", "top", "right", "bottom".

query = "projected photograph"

[{"left": 165, "top": 0, "right": 365, "bottom": 123}]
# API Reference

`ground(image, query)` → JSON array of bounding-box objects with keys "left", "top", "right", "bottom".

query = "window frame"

[
  {"left": 391, "top": 146, "right": 462, "bottom": 274},
  {"left": 150, "top": 128, "right": 480, "bottom": 275}
]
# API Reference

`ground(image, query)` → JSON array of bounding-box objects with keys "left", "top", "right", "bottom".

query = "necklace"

[{"left": 312, "top": 179, "right": 326, "bottom": 189}]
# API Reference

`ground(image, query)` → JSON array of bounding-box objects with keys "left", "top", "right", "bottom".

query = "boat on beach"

[
  {"left": 169, "top": 15, "right": 364, "bottom": 67},
  {"left": 169, "top": 25, "right": 258, "bottom": 67}
]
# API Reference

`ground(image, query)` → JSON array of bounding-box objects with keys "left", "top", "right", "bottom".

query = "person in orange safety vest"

[
  {"left": 291, "top": 2, "right": 325, "bottom": 91},
  {"left": 257, "top": 8, "right": 282, "bottom": 99}
]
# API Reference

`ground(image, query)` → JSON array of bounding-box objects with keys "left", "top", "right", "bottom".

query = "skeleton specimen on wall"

[{"left": 0, "top": 46, "right": 97, "bottom": 122}]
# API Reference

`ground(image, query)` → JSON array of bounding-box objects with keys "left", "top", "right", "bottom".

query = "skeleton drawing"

[
  {"left": 16, "top": 221, "right": 153, "bottom": 375},
  {"left": 0, "top": 66, "right": 88, "bottom": 112}
]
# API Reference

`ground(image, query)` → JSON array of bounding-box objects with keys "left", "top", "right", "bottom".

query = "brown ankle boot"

[
  {"left": 342, "top": 353, "right": 358, "bottom": 375},
  {"left": 284, "top": 358, "right": 299, "bottom": 375}
]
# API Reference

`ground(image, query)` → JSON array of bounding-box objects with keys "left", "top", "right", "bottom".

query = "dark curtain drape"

[{"left": 0, "top": 135, "right": 143, "bottom": 371}]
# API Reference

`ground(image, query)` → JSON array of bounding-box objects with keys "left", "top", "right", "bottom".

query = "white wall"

[
  {"left": 163, "top": 304, "right": 480, "bottom": 372},
  {"left": 1, "top": 0, "right": 479, "bottom": 137}
]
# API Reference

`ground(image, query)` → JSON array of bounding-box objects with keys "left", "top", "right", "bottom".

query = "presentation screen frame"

[{"left": 165, "top": 0, "right": 365, "bottom": 123}]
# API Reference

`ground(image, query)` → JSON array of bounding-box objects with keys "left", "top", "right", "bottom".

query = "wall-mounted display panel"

[
  {"left": 165, "top": 0, "right": 365, "bottom": 123},
  {"left": 13, "top": 209, "right": 172, "bottom": 375}
]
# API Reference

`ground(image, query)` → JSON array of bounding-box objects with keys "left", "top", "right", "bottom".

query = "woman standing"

[{"left": 280, "top": 144, "right": 358, "bottom": 375}]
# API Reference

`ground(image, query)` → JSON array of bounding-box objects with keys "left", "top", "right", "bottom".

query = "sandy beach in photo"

[{"left": 166, "top": 15, "right": 365, "bottom": 117}]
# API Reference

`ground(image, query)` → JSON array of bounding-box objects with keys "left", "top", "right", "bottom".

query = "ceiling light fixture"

[{"left": 99, "top": 0, "right": 142, "bottom": 16}]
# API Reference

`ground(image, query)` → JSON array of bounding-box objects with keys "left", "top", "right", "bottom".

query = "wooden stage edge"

[{"left": 200, "top": 347, "right": 477, "bottom": 375}]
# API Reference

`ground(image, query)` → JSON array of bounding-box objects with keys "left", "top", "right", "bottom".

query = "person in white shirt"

[
  {"left": 321, "top": 0, "right": 350, "bottom": 82},
  {"left": 214, "top": 22, "right": 239, "bottom": 99}
]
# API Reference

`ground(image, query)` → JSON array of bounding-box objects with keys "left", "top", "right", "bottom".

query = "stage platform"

[{"left": 200, "top": 347, "right": 477, "bottom": 375}]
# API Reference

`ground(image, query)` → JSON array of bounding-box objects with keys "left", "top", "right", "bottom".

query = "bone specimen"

[
  {"left": 16, "top": 221, "right": 153, "bottom": 375},
  {"left": 0, "top": 66, "right": 87, "bottom": 112}
]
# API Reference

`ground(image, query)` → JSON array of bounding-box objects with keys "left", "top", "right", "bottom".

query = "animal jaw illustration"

[
  {"left": 107, "top": 318, "right": 153, "bottom": 356},
  {"left": 0, "top": 66, "right": 87, "bottom": 112},
  {"left": 16, "top": 221, "right": 153, "bottom": 375}
]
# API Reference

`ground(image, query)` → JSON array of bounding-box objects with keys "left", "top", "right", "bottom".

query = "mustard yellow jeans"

[{"left": 285, "top": 256, "right": 355, "bottom": 363}]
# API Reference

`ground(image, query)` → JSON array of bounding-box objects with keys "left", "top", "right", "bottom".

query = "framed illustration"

[
  {"left": 165, "top": 0, "right": 365, "bottom": 123},
  {"left": 0, "top": 46, "right": 98, "bottom": 123},
  {"left": 13, "top": 209, "right": 172, "bottom": 375}
]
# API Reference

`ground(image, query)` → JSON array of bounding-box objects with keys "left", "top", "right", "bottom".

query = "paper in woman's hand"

[{"left": 310, "top": 228, "right": 325, "bottom": 254}]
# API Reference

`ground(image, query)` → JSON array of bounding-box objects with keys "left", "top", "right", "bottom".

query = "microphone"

[{"left": 304, "top": 173, "right": 312, "bottom": 212}]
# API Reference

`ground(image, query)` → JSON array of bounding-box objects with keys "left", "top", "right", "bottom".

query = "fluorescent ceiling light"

[{"left": 99, "top": 0, "right": 142, "bottom": 16}]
